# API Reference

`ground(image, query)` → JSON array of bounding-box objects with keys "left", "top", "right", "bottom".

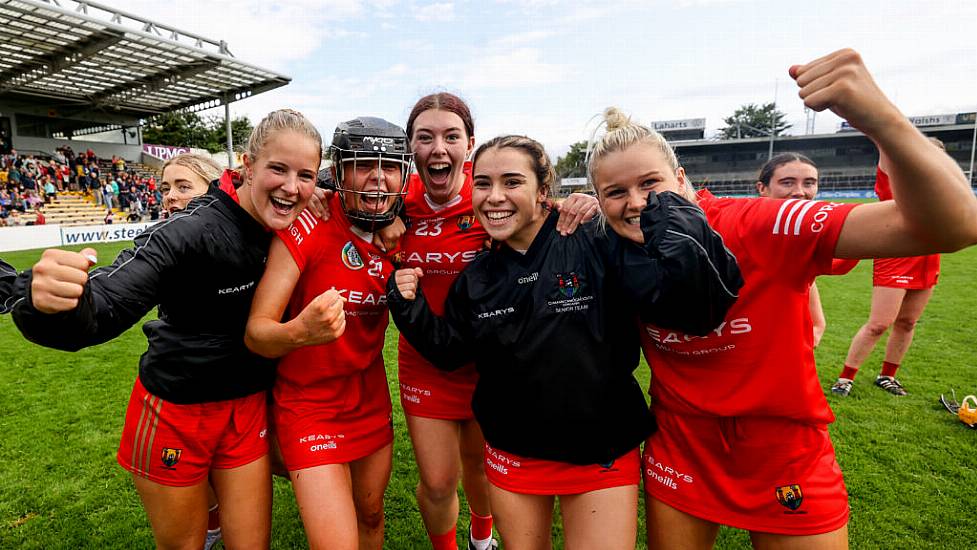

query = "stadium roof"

[{"left": 0, "top": 0, "right": 290, "bottom": 120}]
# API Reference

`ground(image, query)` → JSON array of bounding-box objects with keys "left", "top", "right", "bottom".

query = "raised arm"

[
  {"left": 791, "top": 49, "right": 977, "bottom": 258},
  {"left": 244, "top": 237, "right": 346, "bottom": 358},
  {"left": 386, "top": 267, "right": 474, "bottom": 371},
  {"left": 620, "top": 191, "right": 743, "bottom": 335},
  {"left": 13, "top": 239, "right": 164, "bottom": 350}
]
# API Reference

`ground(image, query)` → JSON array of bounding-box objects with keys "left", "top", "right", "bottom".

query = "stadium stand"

[
  {"left": 0, "top": 0, "right": 289, "bottom": 232},
  {"left": 672, "top": 113, "right": 977, "bottom": 196}
]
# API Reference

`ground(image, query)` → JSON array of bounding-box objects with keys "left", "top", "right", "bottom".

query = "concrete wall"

[{"left": 14, "top": 135, "right": 143, "bottom": 162}]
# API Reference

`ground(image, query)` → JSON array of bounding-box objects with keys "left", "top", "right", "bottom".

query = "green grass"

[{"left": 1, "top": 242, "right": 976, "bottom": 548}]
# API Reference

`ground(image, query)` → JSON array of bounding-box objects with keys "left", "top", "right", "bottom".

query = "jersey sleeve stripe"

[
  {"left": 791, "top": 201, "right": 819, "bottom": 236},
  {"left": 780, "top": 200, "right": 808, "bottom": 236},
  {"left": 772, "top": 199, "right": 799, "bottom": 235}
]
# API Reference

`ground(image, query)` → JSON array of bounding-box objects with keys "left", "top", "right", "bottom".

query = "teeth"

[
  {"left": 430, "top": 163, "right": 450, "bottom": 170},
  {"left": 626, "top": 216, "right": 640, "bottom": 225},
  {"left": 270, "top": 196, "right": 295, "bottom": 209},
  {"left": 485, "top": 211, "right": 513, "bottom": 220}
]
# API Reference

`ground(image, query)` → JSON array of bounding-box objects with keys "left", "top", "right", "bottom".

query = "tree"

[
  {"left": 141, "top": 112, "right": 253, "bottom": 153},
  {"left": 555, "top": 141, "right": 589, "bottom": 179},
  {"left": 719, "top": 102, "right": 791, "bottom": 140}
]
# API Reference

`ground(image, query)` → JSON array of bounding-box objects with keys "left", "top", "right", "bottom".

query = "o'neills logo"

[{"left": 342, "top": 241, "right": 364, "bottom": 270}]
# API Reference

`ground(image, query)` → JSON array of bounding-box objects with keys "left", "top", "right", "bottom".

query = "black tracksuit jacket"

[
  {"left": 12, "top": 185, "right": 275, "bottom": 404},
  {"left": 389, "top": 191, "right": 743, "bottom": 465}
]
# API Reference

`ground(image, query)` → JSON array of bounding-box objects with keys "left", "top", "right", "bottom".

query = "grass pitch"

[{"left": 1, "top": 242, "right": 975, "bottom": 549}]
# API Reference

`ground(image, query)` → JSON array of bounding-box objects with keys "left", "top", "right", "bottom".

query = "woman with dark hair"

[
  {"left": 754, "top": 152, "right": 857, "bottom": 347},
  {"left": 398, "top": 93, "right": 598, "bottom": 550},
  {"left": 389, "top": 134, "right": 740, "bottom": 549}
]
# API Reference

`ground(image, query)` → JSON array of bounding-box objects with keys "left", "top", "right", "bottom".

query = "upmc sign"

[{"left": 143, "top": 143, "right": 191, "bottom": 160}]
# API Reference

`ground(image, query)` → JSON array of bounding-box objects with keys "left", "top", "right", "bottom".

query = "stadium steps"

[{"left": 43, "top": 193, "right": 124, "bottom": 226}]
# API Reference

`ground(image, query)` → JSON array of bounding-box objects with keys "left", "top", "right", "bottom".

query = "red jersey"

[
  {"left": 274, "top": 195, "right": 393, "bottom": 415},
  {"left": 640, "top": 191, "right": 858, "bottom": 423},
  {"left": 873, "top": 166, "right": 940, "bottom": 288},
  {"left": 396, "top": 164, "right": 486, "bottom": 382}
]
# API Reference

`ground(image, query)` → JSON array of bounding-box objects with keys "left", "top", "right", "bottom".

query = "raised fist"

[{"left": 31, "top": 247, "right": 97, "bottom": 314}]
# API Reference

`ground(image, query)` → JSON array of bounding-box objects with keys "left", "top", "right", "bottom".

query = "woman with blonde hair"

[{"left": 587, "top": 49, "right": 977, "bottom": 549}]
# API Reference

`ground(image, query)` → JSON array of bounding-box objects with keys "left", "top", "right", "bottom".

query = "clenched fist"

[
  {"left": 31, "top": 247, "right": 97, "bottom": 314},
  {"left": 790, "top": 49, "right": 902, "bottom": 138},
  {"left": 393, "top": 267, "right": 424, "bottom": 301},
  {"left": 295, "top": 288, "right": 347, "bottom": 345}
]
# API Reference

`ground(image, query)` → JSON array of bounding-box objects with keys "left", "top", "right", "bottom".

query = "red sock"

[
  {"left": 207, "top": 504, "right": 220, "bottom": 531},
  {"left": 880, "top": 361, "right": 900, "bottom": 378},
  {"left": 839, "top": 365, "right": 859, "bottom": 381},
  {"left": 470, "top": 509, "right": 494, "bottom": 541},
  {"left": 429, "top": 526, "right": 457, "bottom": 550}
]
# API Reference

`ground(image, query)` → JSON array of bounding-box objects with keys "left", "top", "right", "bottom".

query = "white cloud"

[
  {"left": 456, "top": 48, "right": 571, "bottom": 89},
  {"left": 412, "top": 2, "right": 456, "bottom": 22},
  {"left": 487, "top": 30, "right": 559, "bottom": 49}
]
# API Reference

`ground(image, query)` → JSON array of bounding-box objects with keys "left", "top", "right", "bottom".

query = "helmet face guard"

[{"left": 331, "top": 117, "right": 414, "bottom": 233}]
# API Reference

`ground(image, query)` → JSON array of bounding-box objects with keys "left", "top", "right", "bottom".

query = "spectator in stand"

[
  {"left": 8, "top": 210, "right": 22, "bottom": 226},
  {"left": 92, "top": 176, "right": 103, "bottom": 207},
  {"left": 103, "top": 177, "right": 116, "bottom": 209},
  {"left": 86, "top": 148, "right": 96, "bottom": 164},
  {"left": 8, "top": 164, "right": 21, "bottom": 188},
  {"left": 34, "top": 206, "right": 45, "bottom": 226},
  {"left": 103, "top": 209, "right": 113, "bottom": 225},
  {"left": 43, "top": 178, "right": 57, "bottom": 204}
]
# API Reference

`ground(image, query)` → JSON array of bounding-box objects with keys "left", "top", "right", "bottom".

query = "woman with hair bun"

[
  {"left": 12, "top": 109, "right": 323, "bottom": 549},
  {"left": 587, "top": 49, "right": 977, "bottom": 548},
  {"left": 389, "top": 134, "right": 740, "bottom": 549}
]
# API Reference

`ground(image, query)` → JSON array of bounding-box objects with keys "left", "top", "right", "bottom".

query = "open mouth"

[
  {"left": 269, "top": 195, "right": 296, "bottom": 215},
  {"left": 427, "top": 162, "right": 452, "bottom": 185},
  {"left": 626, "top": 215, "right": 640, "bottom": 226}
]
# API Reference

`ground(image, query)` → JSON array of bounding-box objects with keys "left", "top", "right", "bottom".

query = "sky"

[{"left": 106, "top": 0, "right": 975, "bottom": 158}]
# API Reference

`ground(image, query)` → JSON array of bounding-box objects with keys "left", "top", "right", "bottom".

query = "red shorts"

[
  {"left": 873, "top": 255, "right": 940, "bottom": 289},
  {"left": 484, "top": 444, "right": 640, "bottom": 495},
  {"left": 273, "top": 366, "right": 393, "bottom": 471},
  {"left": 398, "top": 359, "right": 477, "bottom": 420},
  {"left": 643, "top": 411, "right": 849, "bottom": 536},
  {"left": 117, "top": 377, "right": 269, "bottom": 487}
]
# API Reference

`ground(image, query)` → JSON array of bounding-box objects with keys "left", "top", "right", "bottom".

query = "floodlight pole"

[
  {"left": 225, "top": 99, "right": 234, "bottom": 168},
  {"left": 969, "top": 111, "right": 976, "bottom": 189},
  {"left": 768, "top": 80, "right": 778, "bottom": 160}
]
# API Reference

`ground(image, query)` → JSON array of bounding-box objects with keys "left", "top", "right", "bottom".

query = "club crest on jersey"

[
  {"left": 342, "top": 241, "right": 364, "bottom": 270},
  {"left": 161, "top": 448, "right": 182, "bottom": 469},
  {"left": 391, "top": 250, "right": 405, "bottom": 265},
  {"left": 556, "top": 272, "right": 580, "bottom": 298},
  {"left": 775, "top": 484, "right": 804, "bottom": 511},
  {"left": 457, "top": 215, "right": 476, "bottom": 231}
]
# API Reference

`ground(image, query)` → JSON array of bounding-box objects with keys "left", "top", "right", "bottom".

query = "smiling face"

[
  {"left": 337, "top": 157, "right": 406, "bottom": 218},
  {"left": 410, "top": 109, "right": 475, "bottom": 204},
  {"left": 472, "top": 146, "right": 548, "bottom": 251},
  {"left": 160, "top": 164, "right": 210, "bottom": 214},
  {"left": 757, "top": 161, "right": 819, "bottom": 200},
  {"left": 593, "top": 142, "right": 687, "bottom": 244},
  {"left": 242, "top": 129, "right": 320, "bottom": 230}
]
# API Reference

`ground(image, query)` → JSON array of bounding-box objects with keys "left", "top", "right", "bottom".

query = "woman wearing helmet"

[{"left": 246, "top": 116, "right": 412, "bottom": 550}]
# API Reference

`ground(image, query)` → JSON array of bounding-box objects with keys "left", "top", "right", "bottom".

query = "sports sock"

[
  {"left": 880, "top": 361, "right": 900, "bottom": 378},
  {"left": 207, "top": 504, "right": 220, "bottom": 531},
  {"left": 429, "top": 526, "right": 457, "bottom": 550},
  {"left": 470, "top": 509, "right": 494, "bottom": 549},
  {"left": 839, "top": 365, "right": 858, "bottom": 381}
]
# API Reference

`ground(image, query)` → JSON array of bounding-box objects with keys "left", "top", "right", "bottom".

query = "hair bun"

[{"left": 603, "top": 107, "right": 631, "bottom": 132}]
